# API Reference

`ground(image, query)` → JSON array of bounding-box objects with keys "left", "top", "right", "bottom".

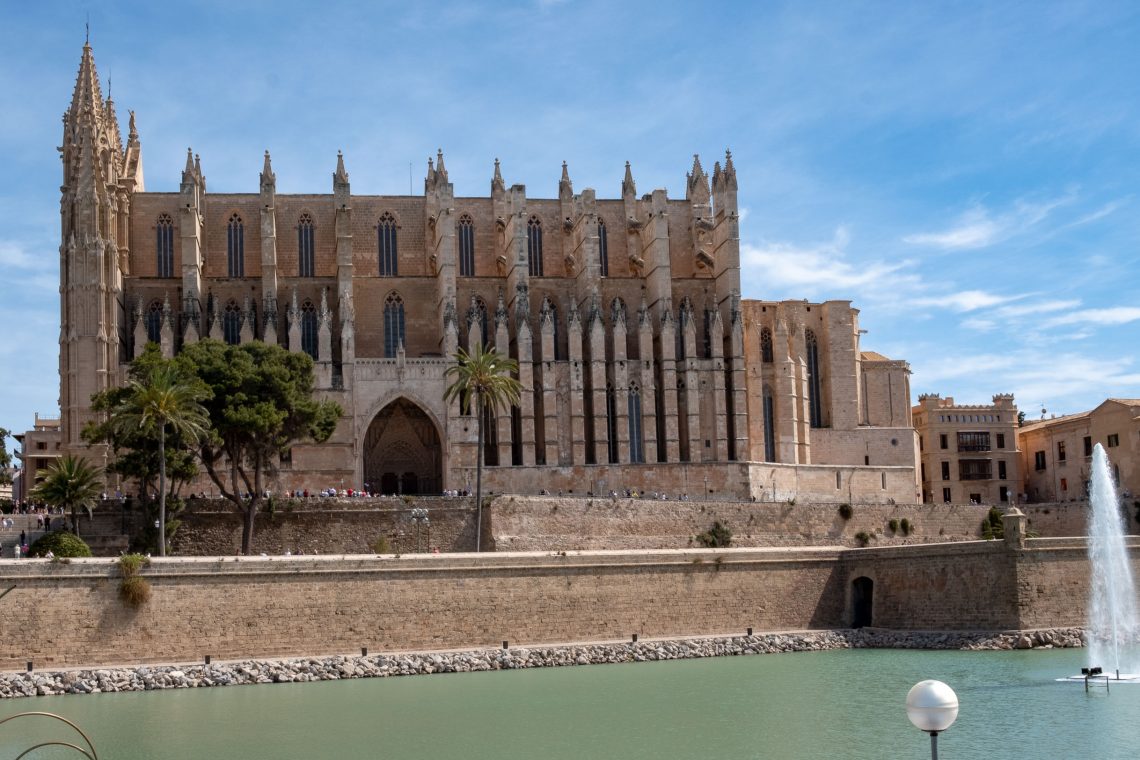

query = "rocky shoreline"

[{"left": 0, "top": 627, "right": 1085, "bottom": 700}]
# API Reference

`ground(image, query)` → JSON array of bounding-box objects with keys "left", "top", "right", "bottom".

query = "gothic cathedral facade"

[{"left": 59, "top": 44, "right": 921, "bottom": 503}]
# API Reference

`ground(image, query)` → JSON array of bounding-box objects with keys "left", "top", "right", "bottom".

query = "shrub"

[
  {"left": 401, "top": 495, "right": 415, "bottom": 505},
  {"left": 695, "top": 521, "right": 733, "bottom": 548},
  {"left": 900, "top": 518, "right": 912, "bottom": 537},
  {"left": 119, "top": 553, "right": 150, "bottom": 577},
  {"left": 28, "top": 531, "right": 92, "bottom": 558},
  {"left": 854, "top": 531, "right": 871, "bottom": 547},
  {"left": 119, "top": 575, "right": 152, "bottom": 607},
  {"left": 837, "top": 503, "right": 853, "bottom": 520},
  {"left": 373, "top": 536, "right": 391, "bottom": 554},
  {"left": 888, "top": 518, "right": 899, "bottom": 533},
  {"left": 981, "top": 507, "right": 1004, "bottom": 540}
]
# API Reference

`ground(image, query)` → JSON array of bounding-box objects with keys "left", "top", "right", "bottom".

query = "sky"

[{"left": 2, "top": 0, "right": 1139, "bottom": 450}]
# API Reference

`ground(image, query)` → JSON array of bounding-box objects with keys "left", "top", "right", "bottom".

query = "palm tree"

[
  {"left": 444, "top": 344, "right": 522, "bottom": 551},
  {"left": 108, "top": 366, "right": 210, "bottom": 556},
  {"left": 32, "top": 455, "right": 103, "bottom": 539}
]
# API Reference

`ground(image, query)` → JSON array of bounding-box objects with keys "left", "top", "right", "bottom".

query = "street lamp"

[
  {"left": 906, "top": 680, "right": 958, "bottom": 760},
  {"left": 410, "top": 508, "right": 429, "bottom": 553}
]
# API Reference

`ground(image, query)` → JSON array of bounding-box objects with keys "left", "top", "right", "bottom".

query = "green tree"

[
  {"left": 103, "top": 363, "right": 210, "bottom": 557},
  {"left": 176, "top": 339, "right": 341, "bottom": 554},
  {"left": 0, "top": 426, "right": 12, "bottom": 485},
  {"left": 31, "top": 455, "right": 103, "bottom": 538},
  {"left": 86, "top": 345, "right": 204, "bottom": 553},
  {"left": 443, "top": 344, "right": 522, "bottom": 551}
]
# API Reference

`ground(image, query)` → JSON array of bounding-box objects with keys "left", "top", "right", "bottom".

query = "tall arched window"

[
  {"left": 763, "top": 384, "right": 776, "bottom": 462},
  {"left": 549, "top": 302, "right": 561, "bottom": 360},
  {"left": 628, "top": 383, "right": 644, "bottom": 463},
  {"left": 760, "top": 326, "right": 773, "bottom": 363},
  {"left": 527, "top": 216, "right": 543, "bottom": 277},
  {"left": 805, "top": 329, "right": 823, "bottom": 428},
  {"left": 223, "top": 300, "right": 242, "bottom": 345},
  {"left": 384, "top": 292, "right": 405, "bottom": 357},
  {"left": 145, "top": 300, "right": 164, "bottom": 343},
  {"left": 300, "top": 300, "right": 318, "bottom": 359},
  {"left": 156, "top": 215, "right": 174, "bottom": 278},
  {"left": 378, "top": 213, "right": 398, "bottom": 276},
  {"left": 606, "top": 383, "right": 618, "bottom": 464},
  {"left": 458, "top": 214, "right": 475, "bottom": 277},
  {"left": 482, "top": 402, "right": 499, "bottom": 466},
  {"left": 227, "top": 214, "right": 244, "bottom": 278},
  {"left": 598, "top": 219, "right": 609, "bottom": 277},
  {"left": 298, "top": 214, "right": 315, "bottom": 277}
]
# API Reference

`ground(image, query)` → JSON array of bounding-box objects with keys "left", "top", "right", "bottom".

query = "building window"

[
  {"left": 628, "top": 383, "right": 644, "bottom": 463},
  {"left": 941, "top": 461, "right": 950, "bottom": 480},
  {"left": 384, "top": 292, "right": 405, "bottom": 358},
  {"left": 995, "top": 433, "right": 1005, "bottom": 449},
  {"left": 378, "top": 213, "right": 398, "bottom": 276},
  {"left": 298, "top": 214, "right": 315, "bottom": 277},
  {"left": 957, "top": 432, "right": 991, "bottom": 452},
  {"left": 939, "top": 434, "right": 948, "bottom": 450},
  {"left": 458, "top": 215, "right": 475, "bottom": 277},
  {"left": 527, "top": 216, "right": 543, "bottom": 277},
  {"left": 1061, "top": 477, "right": 1068, "bottom": 491},
  {"left": 921, "top": 463, "right": 927, "bottom": 482},
  {"left": 762, "top": 385, "right": 776, "bottom": 462},
  {"left": 300, "top": 300, "right": 318, "bottom": 359},
  {"left": 145, "top": 300, "right": 163, "bottom": 343},
  {"left": 760, "top": 327, "right": 773, "bottom": 363},
  {"left": 805, "top": 329, "right": 823, "bottom": 428},
  {"left": 1084, "top": 436, "right": 1093, "bottom": 457},
  {"left": 156, "top": 214, "right": 175, "bottom": 278},
  {"left": 958, "top": 460, "right": 993, "bottom": 481},
  {"left": 606, "top": 384, "right": 618, "bottom": 464},
  {"left": 227, "top": 214, "right": 244, "bottom": 278},
  {"left": 222, "top": 300, "right": 241, "bottom": 345},
  {"left": 549, "top": 303, "right": 561, "bottom": 360},
  {"left": 1034, "top": 450, "right": 1046, "bottom": 470},
  {"left": 598, "top": 219, "right": 609, "bottom": 277},
  {"left": 998, "top": 460, "right": 1007, "bottom": 480},
  {"left": 942, "top": 487, "right": 951, "bottom": 503},
  {"left": 1057, "top": 441, "right": 1066, "bottom": 462},
  {"left": 1107, "top": 433, "right": 1120, "bottom": 448}
]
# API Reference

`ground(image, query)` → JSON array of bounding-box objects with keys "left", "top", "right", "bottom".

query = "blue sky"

[{"left": 2, "top": 0, "right": 1139, "bottom": 448}]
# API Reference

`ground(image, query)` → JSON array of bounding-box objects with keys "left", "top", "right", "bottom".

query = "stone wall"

[
  {"left": 487, "top": 496, "right": 1095, "bottom": 552},
  {"left": 3, "top": 537, "right": 1138, "bottom": 671}
]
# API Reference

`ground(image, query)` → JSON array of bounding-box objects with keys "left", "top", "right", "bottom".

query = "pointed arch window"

[
  {"left": 628, "top": 383, "right": 644, "bottom": 463},
  {"left": 760, "top": 326, "right": 773, "bottom": 363},
  {"left": 549, "top": 302, "right": 561, "bottom": 360},
  {"left": 156, "top": 215, "right": 175, "bottom": 278},
  {"left": 223, "top": 300, "right": 242, "bottom": 345},
  {"left": 458, "top": 215, "right": 475, "bottom": 277},
  {"left": 598, "top": 219, "right": 609, "bottom": 277},
  {"left": 527, "top": 216, "right": 543, "bottom": 277},
  {"left": 145, "top": 300, "right": 164, "bottom": 343},
  {"left": 763, "top": 384, "right": 776, "bottom": 462},
  {"left": 806, "top": 329, "right": 823, "bottom": 428},
  {"left": 378, "top": 213, "right": 398, "bottom": 276},
  {"left": 482, "top": 402, "right": 499, "bottom": 466},
  {"left": 384, "top": 292, "right": 405, "bottom": 358},
  {"left": 606, "top": 383, "right": 619, "bottom": 464},
  {"left": 298, "top": 214, "right": 315, "bottom": 277},
  {"left": 227, "top": 214, "right": 244, "bottom": 278},
  {"left": 300, "top": 300, "right": 318, "bottom": 359}
]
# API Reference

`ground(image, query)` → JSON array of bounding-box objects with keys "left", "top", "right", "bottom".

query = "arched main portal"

[{"left": 363, "top": 398, "right": 442, "bottom": 495}]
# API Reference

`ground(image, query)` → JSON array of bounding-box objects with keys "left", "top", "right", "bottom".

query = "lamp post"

[
  {"left": 410, "top": 508, "right": 429, "bottom": 553},
  {"left": 906, "top": 680, "right": 958, "bottom": 759}
]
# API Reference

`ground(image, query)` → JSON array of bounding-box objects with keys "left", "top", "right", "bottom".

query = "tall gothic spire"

[
  {"left": 492, "top": 157, "right": 505, "bottom": 194},
  {"left": 68, "top": 42, "right": 105, "bottom": 126},
  {"left": 334, "top": 150, "right": 349, "bottom": 184},
  {"left": 622, "top": 161, "right": 636, "bottom": 199},
  {"left": 559, "top": 160, "right": 573, "bottom": 200}
]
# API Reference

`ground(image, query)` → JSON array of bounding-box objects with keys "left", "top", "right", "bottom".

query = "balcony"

[
  {"left": 957, "top": 432, "right": 992, "bottom": 453},
  {"left": 959, "top": 459, "right": 993, "bottom": 481}
]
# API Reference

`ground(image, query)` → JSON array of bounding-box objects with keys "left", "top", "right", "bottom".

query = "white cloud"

[
  {"left": 914, "top": 290, "right": 1023, "bottom": 312},
  {"left": 902, "top": 192, "right": 1077, "bottom": 251},
  {"left": 996, "top": 299, "right": 1081, "bottom": 317},
  {"left": 1044, "top": 306, "right": 1140, "bottom": 327},
  {"left": 0, "top": 240, "right": 47, "bottom": 271}
]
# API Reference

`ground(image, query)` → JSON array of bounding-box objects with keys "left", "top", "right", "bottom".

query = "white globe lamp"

[{"left": 906, "top": 680, "right": 958, "bottom": 759}]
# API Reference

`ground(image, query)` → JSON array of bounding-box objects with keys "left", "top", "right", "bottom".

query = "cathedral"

[{"left": 57, "top": 43, "right": 921, "bottom": 504}]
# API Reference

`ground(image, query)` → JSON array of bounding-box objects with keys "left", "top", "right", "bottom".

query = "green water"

[{"left": 1, "top": 648, "right": 1136, "bottom": 759}]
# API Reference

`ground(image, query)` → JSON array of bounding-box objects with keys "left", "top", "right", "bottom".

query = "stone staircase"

[{"left": 0, "top": 513, "right": 129, "bottom": 557}]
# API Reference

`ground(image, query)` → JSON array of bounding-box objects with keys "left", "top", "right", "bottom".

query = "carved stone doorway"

[{"left": 363, "top": 398, "right": 442, "bottom": 495}]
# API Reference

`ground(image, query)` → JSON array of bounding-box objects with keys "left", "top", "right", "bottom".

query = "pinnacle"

[
  {"left": 68, "top": 41, "right": 104, "bottom": 124},
  {"left": 183, "top": 147, "right": 194, "bottom": 174},
  {"left": 691, "top": 153, "right": 704, "bottom": 178},
  {"left": 623, "top": 160, "right": 636, "bottom": 196},
  {"left": 334, "top": 150, "right": 349, "bottom": 183}
]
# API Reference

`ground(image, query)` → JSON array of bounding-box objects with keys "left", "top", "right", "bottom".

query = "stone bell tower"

[{"left": 58, "top": 41, "right": 142, "bottom": 461}]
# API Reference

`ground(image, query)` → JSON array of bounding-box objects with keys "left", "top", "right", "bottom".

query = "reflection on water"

[{"left": 2, "top": 647, "right": 1138, "bottom": 759}]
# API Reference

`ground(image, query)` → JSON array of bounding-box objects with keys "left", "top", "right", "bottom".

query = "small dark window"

[
  {"left": 1083, "top": 436, "right": 1093, "bottom": 457},
  {"left": 379, "top": 213, "right": 398, "bottom": 276},
  {"left": 1057, "top": 441, "right": 1066, "bottom": 462},
  {"left": 598, "top": 219, "right": 609, "bottom": 277},
  {"left": 223, "top": 300, "right": 241, "bottom": 345},
  {"left": 156, "top": 214, "right": 175, "bottom": 278},
  {"left": 458, "top": 215, "right": 475, "bottom": 277},
  {"left": 227, "top": 214, "right": 244, "bottom": 278},
  {"left": 145, "top": 300, "right": 164, "bottom": 343},
  {"left": 1034, "top": 450, "right": 1047, "bottom": 470},
  {"left": 995, "top": 433, "right": 1005, "bottom": 449},
  {"left": 300, "top": 300, "right": 318, "bottom": 359},
  {"left": 942, "top": 487, "right": 951, "bottom": 503},
  {"left": 298, "top": 214, "right": 315, "bottom": 277},
  {"left": 384, "top": 292, "right": 405, "bottom": 357},
  {"left": 941, "top": 461, "right": 950, "bottom": 480},
  {"left": 760, "top": 327, "right": 773, "bottom": 363},
  {"left": 527, "top": 216, "right": 543, "bottom": 276},
  {"left": 998, "top": 460, "right": 1007, "bottom": 480},
  {"left": 1107, "top": 434, "right": 1120, "bottom": 448},
  {"left": 1061, "top": 477, "right": 1068, "bottom": 491},
  {"left": 939, "top": 433, "right": 948, "bottom": 450}
]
